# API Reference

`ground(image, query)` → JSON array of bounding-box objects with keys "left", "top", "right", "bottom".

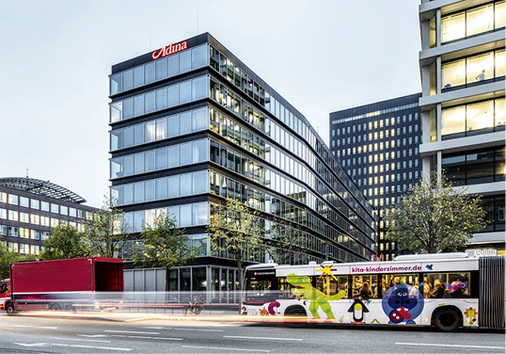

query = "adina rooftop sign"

[{"left": 151, "top": 41, "right": 188, "bottom": 60}]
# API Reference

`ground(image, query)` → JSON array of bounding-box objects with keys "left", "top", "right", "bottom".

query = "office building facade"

[
  {"left": 109, "top": 33, "right": 377, "bottom": 293},
  {"left": 419, "top": 0, "right": 505, "bottom": 256},
  {"left": 329, "top": 93, "right": 422, "bottom": 260},
  {"left": 0, "top": 177, "right": 96, "bottom": 256}
]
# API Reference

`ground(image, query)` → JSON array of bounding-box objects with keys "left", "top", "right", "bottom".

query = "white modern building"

[{"left": 419, "top": 0, "right": 505, "bottom": 256}]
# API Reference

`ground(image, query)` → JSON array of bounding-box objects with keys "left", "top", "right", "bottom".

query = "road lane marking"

[
  {"left": 49, "top": 336, "right": 111, "bottom": 343},
  {"left": 224, "top": 335, "right": 303, "bottom": 341},
  {"left": 104, "top": 330, "right": 160, "bottom": 335},
  {"left": 173, "top": 327, "right": 224, "bottom": 332},
  {"left": 15, "top": 342, "right": 131, "bottom": 351},
  {"left": 15, "top": 343, "right": 46, "bottom": 347},
  {"left": 79, "top": 334, "right": 108, "bottom": 338},
  {"left": 109, "top": 334, "right": 182, "bottom": 341},
  {"left": 182, "top": 345, "right": 269, "bottom": 352},
  {"left": 14, "top": 325, "right": 58, "bottom": 329},
  {"left": 140, "top": 327, "right": 164, "bottom": 329},
  {"left": 396, "top": 343, "right": 505, "bottom": 350},
  {"left": 68, "top": 344, "right": 131, "bottom": 351}
]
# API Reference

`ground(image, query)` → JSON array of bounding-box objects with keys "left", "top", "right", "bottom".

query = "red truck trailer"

[{"left": 0, "top": 257, "right": 123, "bottom": 314}]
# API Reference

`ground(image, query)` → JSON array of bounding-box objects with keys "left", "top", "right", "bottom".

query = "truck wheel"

[
  {"left": 434, "top": 308, "right": 460, "bottom": 332},
  {"left": 5, "top": 302, "right": 16, "bottom": 315}
]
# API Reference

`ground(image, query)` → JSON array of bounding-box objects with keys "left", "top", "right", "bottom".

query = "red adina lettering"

[{"left": 152, "top": 41, "right": 188, "bottom": 60}]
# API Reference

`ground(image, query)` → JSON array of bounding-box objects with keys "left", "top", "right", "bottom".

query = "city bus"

[{"left": 241, "top": 253, "right": 505, "bottom": 331}]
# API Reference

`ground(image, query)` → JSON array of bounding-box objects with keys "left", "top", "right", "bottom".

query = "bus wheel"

[
  {"left": 64, "top": 303, "right": 76, "bottom": 312},
  {"left": 285, "top": 307, "right": 307, "bottom": 327},
  {"left": 434, "top": 308, "right": 460, "bottom": 332},
  {"left": 49, "top": 302, "right": 62, "bottom": 311},
  {"left": 5, "top": 302, "right": 16, "bottom": 315}
]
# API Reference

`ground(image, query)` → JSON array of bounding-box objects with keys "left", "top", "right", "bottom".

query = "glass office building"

[
  {"left": 109, "top": 33, "right": 377, "bottom": 293},
  {"left": 419, "top": 0, "right": 505, "bottom": 256},
  {"left": 0, "top": 177, "right": 97, "bottom": 256},
  {"left": 329, "top": 93, "right": 422, "bottom": 260}
]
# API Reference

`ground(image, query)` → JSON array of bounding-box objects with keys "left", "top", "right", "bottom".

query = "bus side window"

[
  {"left": 352, "top": 275, "right": 377, "bottom": 299},
  {"left": 445, "top": 272, "right": 470, "bottom": 298},
  {"left": 278, "top": 277, "right": 296, "bottom": 299},
  {"left": 338, "top": 276, "right": 348, "bottom": 298},
  {"left": 382, "top": 274, "right": 422, "bottom": 298},
  {"left": 425, "top": 273, "right": 447, "bottom": 298}
]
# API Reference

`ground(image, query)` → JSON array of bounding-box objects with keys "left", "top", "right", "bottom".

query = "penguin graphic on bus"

[{"left": 347, "top": 298, "right": 369, "bottom": 323}]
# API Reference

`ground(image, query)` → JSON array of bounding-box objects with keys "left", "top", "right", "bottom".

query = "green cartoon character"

[{"left": 286, "top": 273, "right": 346, "bottom": 319}]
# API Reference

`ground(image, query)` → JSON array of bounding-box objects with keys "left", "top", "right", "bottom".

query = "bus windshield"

[{"left": 243, "top": 268, "right": 279, "bottom": 303}]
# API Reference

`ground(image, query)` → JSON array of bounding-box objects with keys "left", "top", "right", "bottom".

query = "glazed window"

[
  {"left": 352, "top": 275, "right": 378, "bottom": 299},
  {"left": 110, "top": 76, "right": 208, "bottom": 123},
  {"left": 110, "top": 44, "right": 208, "bottom": 95},
  {"left": 316, "top": 275, "right": 348, "bottom": 298},
  {"left": 442, "top": 50, "right": 505, "bottom": 90},
  {"left": 441, "top": 98, "right": 504, "bottom": 139},
  {"left": 424, "top": 273, "right": 470, "bottom": 298},
  {"left": 441, "top": 2, "right": 504, "bottom": 44},
  {"left": 382, "top": 273, "right": 421, "bottom": 298}
]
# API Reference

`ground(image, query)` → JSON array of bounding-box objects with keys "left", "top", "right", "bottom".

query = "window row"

[
  {"left": 210, "top": 45, "right": 308, "bottom": 141},
  {"left": 110, "top": 107, "right": 208, "bottom": 151},
  {"left": 482, "top": 195, "right": 506, "bottom": 232},
  {"left": 111, "top": 170, "right": 208, "bottom": 206},
  {"left": 209, "top": 170, "right": 374, "bottom": 248},
  {"left": 210, "top": 140, "right": 266, "bottom": 185},
  {"left": 331, "top": 104, "right": 420, "bottom": 125},
  {"left": 208, "top": 137, "right": 375, "bottom": 239},
  {"left": 0, "top": 193, "right": 89, "bottom": 218},
  {"left": 0, "top": 209, "right": 85, "bottom": 230},
  {"left": 122, "top": 202, "right": 209, "bottom": 233},
  {"left": 442, "top": 147, "right": 505, "bottom": 186},
  {"left": 122, "top": 234, "right": 208, "bottom": 261},
  {"left": 2, "top": 241, "right": 41, "bottom": 255},
  {"left": 210, "top": 107, "right": 266, "bottom": 159},
  {"left": 110, "top": 44, "right": 207, "bottom": 95},
  {"left": 210, "top": 78, "right": 373, "bottom": 224},
  {"left": 279, "top": 272, "right": 472, "bottom": 300},
  {"left": 440, "top": 1, "right": 505, "bottom": 44},
  {"left": 441, "top": 98, "right": 505, "bottom": 138},
  {"left": 110, "top": 76, "right": 207, "bottom": 123},
  {"left": 209, "top": 78, "right": 267, "bottom": 132},
  {"left": 0, "top": 225, "right": 50, "bottom": 241},
  {"left": 442, "top": 49, "right": 505, "bottom": 90},
  {"left": 110, "top": 139, "right": 207, "bottom": 179}
]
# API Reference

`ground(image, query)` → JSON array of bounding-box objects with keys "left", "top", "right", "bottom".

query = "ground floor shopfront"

[{"left": 123, "top": 263, "right": 241, "bottom": 303}]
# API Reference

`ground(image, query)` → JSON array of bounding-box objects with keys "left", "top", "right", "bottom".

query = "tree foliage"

[
  {"left": 40, "top": 223, "right": 89, "bottom": 260},
  {"left": 385, "top": 173, "right": 487, "bottom": 253},
  {"left": 83, "top": 196, "right": 130, "bottom": 258},
  {"left": 0, "top": 244, "right": 37, "bottom": 279},
  {"left": 134, "top": 212, "right": 195, "bottom": 291},
  {"left": 207, "top": 198, "right": 264, "bottom": 290}
]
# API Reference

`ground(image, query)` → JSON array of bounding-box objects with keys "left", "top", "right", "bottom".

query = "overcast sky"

[{"left": 0, "top": 0, "right": 421, "bottom": 207}]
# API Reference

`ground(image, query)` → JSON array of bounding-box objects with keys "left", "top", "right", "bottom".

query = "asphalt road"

[{"left": 0, "top": 313, "right": 504, "bottom": 353}]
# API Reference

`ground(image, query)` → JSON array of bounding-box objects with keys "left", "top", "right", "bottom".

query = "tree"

[
  {"left": 83, "top": 196, "right": 131, "bottom": 258},
  {"left": 40, "top": 223, "right": 89, "bottom": 260},
  {"left": 0, "top": 244, "right": 37, "bottom": 279},
  {"left": 134, "top": 212, "right": 195, "bottom": 291},
  {"left": 384, "top": 173, "right": 487, "bottom": 253},
  {"left": 207, "top": 197, "right": 264, "bottom": 291}
]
